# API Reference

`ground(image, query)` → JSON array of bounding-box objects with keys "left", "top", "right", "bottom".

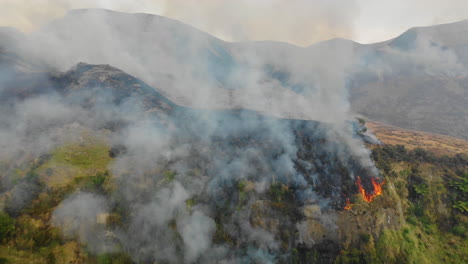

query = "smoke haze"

[
  {"left": 2, "top": 5, "right": 465, "bottom": 263},
  {"left": 2, "top": 0, "right": 467, "bottom": 45}
]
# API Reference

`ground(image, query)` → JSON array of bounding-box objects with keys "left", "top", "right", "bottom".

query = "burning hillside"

[
  {"left": 0, "top": 9, "right": 466, "bottom": 264},
  {"left": 356, "top": 176, "right": 385, "bottom": 203},
  {"left": 343, "top": 176, "right": 385, "bottom": 211},
  {"left": 0, "top": 62, "right": 383, "bottom": 263}
]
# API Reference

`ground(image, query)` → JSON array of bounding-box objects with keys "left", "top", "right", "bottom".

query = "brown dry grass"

[{"left": 366, "top": 121, "right": 468, "bottom": 156}]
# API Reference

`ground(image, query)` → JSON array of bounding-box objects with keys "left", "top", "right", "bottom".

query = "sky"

[{"left": 0, "top": 0, "right": 467, "bottom": 46}]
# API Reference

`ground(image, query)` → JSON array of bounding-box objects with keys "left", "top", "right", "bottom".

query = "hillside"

[
  {"left": 367, "top": 120, "right": 468, "bottom": 156},
  {"left": 0, "top": 9, "right": 466, "bottom": 264},
  {"left": 0, "top": 60, "right": 466, "bottom": 263},
  {"left": 1, "top": 9, "right": 466, "bottom": 138},
  {"left": 0, "top": 61, "right": 376, "bottom": 263},
  {"left": 1, "top": 133, "right": 466, "bottom": 263}
]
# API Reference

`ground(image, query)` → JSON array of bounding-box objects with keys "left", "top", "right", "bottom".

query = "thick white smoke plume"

[{"left": 0, "top": 8, "right": 408, "bottom": 263}]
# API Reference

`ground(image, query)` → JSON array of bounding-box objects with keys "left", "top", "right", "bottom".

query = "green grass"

[
  {"left": 36, "top": 135, "right": 112, "bottom": 187},
  {"left": 93, "top": 253, "right": 132, "bottom": 264},
  {"left": 0, "top": 246, "right": 46, "bottom": 264},
  {"left": 376, "top": 225, "right": 467, "bottom": 264},
  {"left": 0, "top": 133, "right": 115, "bottom": 264},
  {"left": 2, "top": 136, "right": 467, "bottom": 263},
  {"left": 336, "top": 144, "right": 467, "bottom": 263},
  {"left": 376, "top": 226, "right": 432, "bottom": 263},
  {"left": 50, "top": 141, "right": 110, "bottom": 169},
  {"left": 0, "top": 213, "right": 15, "bottom": 243}
]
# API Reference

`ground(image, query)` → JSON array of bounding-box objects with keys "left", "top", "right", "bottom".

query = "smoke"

[
  {"left": 0, "top": 94, "right": 84, "bottom": 166},
  {"left": 180, "top": 209, "right": 216, "bottom": 262},
  {"left": 0, "top": 0, "right": 358, "bottom": 46},
  {"left": 4, "top": 175, "right": 42, "bottom": 216},
  {"left": 119, "top": 181, "right": 191, "bottom": 263},
  {"left": 51, "top": 192, "right": 116, "bottom": 253},
  {"left": 4, "top": 0, "right": 468, "bottom": 45},
  {"left": 156, "top": 0, "right": 358, "bottom": 46},
  {"left": 4, "top": 8, "right": 362, "bottom": 124},
  {"left": 0, "top": 8, "right": 386, "bottom": 263},
  {"left": 354, "top": 0, "right": 468, "bottom": 43},
  {"left": 390, "top": 30, "right": 466, "bottom": 76}
]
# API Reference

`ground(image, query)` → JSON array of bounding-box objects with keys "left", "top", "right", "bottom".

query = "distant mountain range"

[{"left": 0, "top": 8, "right": 467, "bottom": 139}]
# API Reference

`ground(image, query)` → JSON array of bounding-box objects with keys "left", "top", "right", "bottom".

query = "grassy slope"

[
  {"left": 36, "top": 132, "right": 112, "bottom": 187},
  {"left": 336, "top": 144, "right": 467, "bottom": 264},
  {"left": 0, "top": 127, "right": 466, "bottom": 263},
  {"left": 0, "top": 132, "right": 127, "bottom": 264},
  {"left": 367, "top": 120, "right": 468, "bottom": 156}
]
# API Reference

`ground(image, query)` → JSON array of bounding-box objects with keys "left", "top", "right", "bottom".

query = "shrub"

[
  {"left": 97, "top": 253, "right": 132, "bottom": 264},
  {"left": 0, "top": 212, "right": 15, "bottom": 243}
]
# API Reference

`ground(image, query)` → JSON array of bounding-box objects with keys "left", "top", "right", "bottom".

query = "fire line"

[
  {"left": 344, "top": 176, "right": 385, "bottom": 210},
  {"left": 356, "top": 176, "right": 384, "bottom": 202}
]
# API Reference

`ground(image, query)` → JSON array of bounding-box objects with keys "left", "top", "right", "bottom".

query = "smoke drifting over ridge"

[
  {"left": 0, "top": 9, "right": 385, "bottom": 263},
  {"left": 3, "top": 0, "right": 468, "bottom": 45},
  {"left": 12, "top": 8, "right": 360, "bottom": 124},
  {"left": 1, "top": 0, "right": 358, "bottom": 46}
]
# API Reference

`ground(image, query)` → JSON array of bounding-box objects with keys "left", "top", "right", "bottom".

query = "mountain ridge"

[
  {"left": 1, "top": 9, "right": 467, "bottom": 139},
  {"left": 0, "top": 34, "right": 466, "bottom": 264}
]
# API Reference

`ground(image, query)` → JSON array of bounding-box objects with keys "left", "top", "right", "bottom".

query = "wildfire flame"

[
  {"left": 356, "top": 176, "right": 384, "bottom": 202},
  {"left": 343, "top": 176, "right": 384, "bottom": 210},
  {"left": 344, "top": 198, "right": 353, "bottom": 210}
]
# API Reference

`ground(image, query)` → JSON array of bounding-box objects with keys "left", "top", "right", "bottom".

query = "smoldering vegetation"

[
  {"left": 0, "top": 57, "right": 380, "bottom": 263},
  {"left": 0, "top": 9, "right": 400, "bottom": 263}
]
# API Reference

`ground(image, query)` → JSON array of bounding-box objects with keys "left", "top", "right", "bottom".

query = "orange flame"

[
  {"left": 356, "top": 176, "right": 384, "bottom": 202},
  {"left": 344, "top": 198, "right": 353, "bottom": 210}
]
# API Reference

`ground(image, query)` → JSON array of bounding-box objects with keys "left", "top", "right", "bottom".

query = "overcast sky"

[{"left": 1, "top": 0, "right": 467, "bottom": 46}]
